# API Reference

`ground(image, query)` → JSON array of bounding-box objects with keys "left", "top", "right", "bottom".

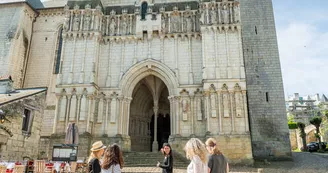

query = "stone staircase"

[{"left": 123, "top": 151, "right": 189, "bottom": 169}]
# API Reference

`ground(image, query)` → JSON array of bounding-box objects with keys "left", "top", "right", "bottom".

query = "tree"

[
  {"left": 310, "top": 116, "right": 323, "bottom": 151},
  {"left": 297, "top": 122, "right": 307, "bottom": 151}
]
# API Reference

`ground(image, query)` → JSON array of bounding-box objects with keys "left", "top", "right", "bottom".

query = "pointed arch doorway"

[{"left": 129, "top": 75, "right": 170, "bottom": 152}]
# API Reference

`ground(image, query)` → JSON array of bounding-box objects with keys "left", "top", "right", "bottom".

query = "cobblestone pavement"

[{"left": 121, "top": 152, "right": 328, "bottom": 173}]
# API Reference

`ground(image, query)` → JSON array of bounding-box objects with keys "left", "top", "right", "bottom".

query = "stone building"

[
  {"left": 0, "top": 76, "right": 47, "bottom": 161},
  {"left": 0, "top": 0, "right": 291, "bottom": 163}
]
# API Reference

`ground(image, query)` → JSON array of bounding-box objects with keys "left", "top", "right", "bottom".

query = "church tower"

[{"left": 239, "top": 0, "right": 292, "bottom": 160}]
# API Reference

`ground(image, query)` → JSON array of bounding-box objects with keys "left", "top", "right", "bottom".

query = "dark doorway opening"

[{"left": 150, "top": 114, "right": 170, "bottom": 151}]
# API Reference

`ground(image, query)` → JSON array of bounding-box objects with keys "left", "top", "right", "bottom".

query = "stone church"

[{"left": 0, "top": 0, "right": 291, "bottom": 163}]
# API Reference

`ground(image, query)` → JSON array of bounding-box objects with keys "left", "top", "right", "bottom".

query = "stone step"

[{"left": 123, "top": 151, "right": 189, "bottom": 168}]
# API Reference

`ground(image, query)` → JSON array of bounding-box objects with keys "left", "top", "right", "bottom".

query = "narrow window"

[
  {"left": 22, "top": 109, "right": 31, "bottom": 131},
  {"left": 54, "top": 27, "right": 63, "bottom": 74},
  {"left": 266, "top": 92, "right": 269, "bottom": 102},
  {"left": 141, "top": 2, "right": 148, "bottom": 20},
  {"left": 255, "top": 26, "right": 258, "bottom": 35}
]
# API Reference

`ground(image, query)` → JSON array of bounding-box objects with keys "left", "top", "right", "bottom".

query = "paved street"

[{"left": 122, "top": 152, "right": 328, "bottom": 173}]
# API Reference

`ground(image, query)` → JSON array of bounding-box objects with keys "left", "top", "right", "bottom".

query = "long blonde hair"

[
  {"left": 184, "top": 138, "right": 207, "bottom": 164},
  {"left": 205, "top": 138, "right": 222, "bottom": 155}
]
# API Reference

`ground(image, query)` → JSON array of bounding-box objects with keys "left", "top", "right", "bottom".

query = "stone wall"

[
  {"left": 239, "top": 0, "right": 292, "bottom": 160},
  {"left": 170, "top": 135, "right": 253, "bottom": 165},
  {"left": 0, "top": 3, "right": 36, "bottom": 88},
  {"left": 0, "top": 91, "right": 46, "bottom": 161}
]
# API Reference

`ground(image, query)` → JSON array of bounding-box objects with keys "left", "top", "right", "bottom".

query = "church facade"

[{"left": 0, "top": 0, "right": 291, "bottom": 163}]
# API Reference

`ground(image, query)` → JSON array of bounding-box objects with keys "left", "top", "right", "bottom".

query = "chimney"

[{"left": 0, "top": 75, "right": 14, "bottom": 94}]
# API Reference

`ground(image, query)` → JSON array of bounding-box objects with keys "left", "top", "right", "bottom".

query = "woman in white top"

[
  {"left": 101, "top": 144, "right": 124, "bottom": 173},
  {"left": 185, "top": 138, "right": 208, "bottom": 173}
]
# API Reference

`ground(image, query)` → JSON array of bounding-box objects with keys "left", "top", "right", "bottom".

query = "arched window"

[
  {"left": 54, "top": 27, "right": 63, "bottom": 74},
  {"left": 141, "top": 2, "right": 148, "bottom": 20}
]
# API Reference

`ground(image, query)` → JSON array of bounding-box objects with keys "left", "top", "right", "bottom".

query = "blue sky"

[{"left": 272, "top": 0, "right": 328, "bottom": 97}]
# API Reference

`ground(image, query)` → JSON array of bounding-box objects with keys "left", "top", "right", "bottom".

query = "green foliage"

[
  {"left": 288, "top": 122, "right": 298, "bottom": 129},
  {"left": 310, "top": 116, "right": 322, "bottom": 128}
]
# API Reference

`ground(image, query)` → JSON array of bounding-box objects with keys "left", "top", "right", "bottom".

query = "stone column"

[
  {"left": 175, "top": 96, "right": 180, "bottom": 135},
  {"left": 205, "top": 92, "right": 210, "bottom": 132},
  {"left": 86, "top": 95, "right": 94, "bottom": 133},
  {"left": 152, "top": 105, "right": 159, "bottom": 152},
  {"left": 190, "top": 96, "right": 195, "bottom": 135},
  {"left": 118, "top": 96, "right": 124, "bottom": 135},
  {"left": 65, "top": 95, "right": 72, "bottom": 127},
  {"left": 168, "top": 96, "right": 175, "bottom": 135},
  {"left": 229, "top": 91, "right": 235, "bottom": 132},
  {"left": 105, "top": 97, "right": 111, "bottom": 134},
  {"left": 52, "top": 95, "right": 61, "bottom": 134},
  {"left": 217, "top": 91, "right": 222, "bottom": 133},
  {"left": 125, "top": 97, "right": 132, "bottom": 135},
  {"left": 76, "top": 94, "right": 82, "bottom": 124}
]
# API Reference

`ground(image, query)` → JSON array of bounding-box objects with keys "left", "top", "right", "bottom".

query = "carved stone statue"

[
  {"left": 234, "top": 4, "right": 240, "bottom": 23},
  {"left": 182, "top": 99, "right": 189, "bottom": 121},
  {"left": 73, "top": 13, "right": 80, "bottom": 31},
  {"left": 200, "top": 10, "right": 205, "bottom": 25},
  {"left": 210, "top": 7, "right": 217, "bottom": 24},
  {"left": 222, "top": 4, "right": 229, "bottom": 24},
  {"left": 63, "top": 11, "right": 71, "bottom": 31},
  {"left": 121, "top": 16, "right": 128, "bottom": 35},
  {"left": 109, "top": 18, "right": 116, "bottom": 36},
  {"left": 94, "top": 13, "right": 100, "bottom": 31},
  {"left": 185, "top": 16, "right": 193, "bottom": 32},
  {"left": 161, "top": 15, "right": 166, "bottom": 33},
  {"left": 171, "top": 15, "right": 179, "bottom": 33},
  {"left": 83, "top": 14, "right": 91, "bottom": 31}
]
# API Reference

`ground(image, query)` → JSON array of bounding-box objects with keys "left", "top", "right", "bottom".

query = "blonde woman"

[
  {"left": 88, "top": 141, "right": 106, "bottom": 173},
  {"left": 184, "top": 138, "right": 208, "bottom": 173},
  {"left": 205, "top": 138, "right": 229, "bottom": 173}
]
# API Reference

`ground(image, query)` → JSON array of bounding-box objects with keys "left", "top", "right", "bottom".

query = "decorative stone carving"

[
  {"left": 109, "top": 18, "right": 117, "bottom": 36},
  {"left": 182, "top": 99, "right": 189, "bottom": 121},
  {"left": 161, "top": 15, "right": 166, "bottom": 33},
  {"left": 83, "top": 12, "right": 91, "bottom": 31},
  {"left": 187, "top": 17, "right": 193, "bottom": 32},
  {"left": 222, "top": 4, "right": 229, "bottom": 24},
  {"left": 73, "top": 11, "right": 80, "bottom": 31},
  {"left": 121, "top": 15, "right": 128, "bottom": 35},
  {"left": 110, "top": 92, "right": 118, "bottom": 123},
  {"left": 63, "top": 5, "right": 70, "bottom": 32},
  {"left": 234, "top": 2, "right": 240, "bottom": 23},
  {"left": 171, "top": 6, "right": 180, "bottom": 33},
  {"left": 221, "top": 84, "right": 230, "bottom": 117},
  {"left": 210, "top": 6, "right": 217, "bottom": 24}
]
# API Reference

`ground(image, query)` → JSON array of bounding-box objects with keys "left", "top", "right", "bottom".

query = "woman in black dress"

[
  {"left": 88, "top": 141, "right": 106, "bottom": 173},
  {"left": 156, "top": 143, "right": 173, "bottom": 173}
]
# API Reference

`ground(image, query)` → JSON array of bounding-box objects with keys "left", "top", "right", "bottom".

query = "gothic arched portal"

[{"left": 129, "top": 75, "right": 170, "bottom": 152}]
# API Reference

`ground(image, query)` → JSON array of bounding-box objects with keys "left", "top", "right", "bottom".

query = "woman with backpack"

[{"left": 205, "top": 138, "right": 229, "bottom": 173}]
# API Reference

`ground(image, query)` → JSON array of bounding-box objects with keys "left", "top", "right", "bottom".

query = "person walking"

[
  {"left": 184, "top": 138, "right": 208, "bottom": 173},
  {"left": 205, "top": 138, "right": 229, "bottom": 173},
  {"left": 88, "top": 141, "right": 106, "bottom": 173},
  {"left": 101, "top": 143, "right": 124, "bottom": 173},
  {"left": 156, "top": 143, "right": 173, "bottom": 173}
]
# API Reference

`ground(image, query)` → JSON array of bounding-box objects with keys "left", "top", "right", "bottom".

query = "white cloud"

[{"left": 277, "top": 23, "right": 328, "bottom": 96}]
